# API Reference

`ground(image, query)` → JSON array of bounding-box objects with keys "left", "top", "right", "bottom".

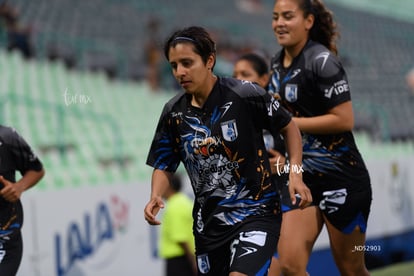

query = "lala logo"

[{"left": 55, "top": 195, "right": 129, "bottom": 276}]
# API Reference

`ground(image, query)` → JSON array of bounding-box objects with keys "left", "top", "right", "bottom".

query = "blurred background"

[{"left": 0, "top": 0, "right": 413, "bottom": 275}]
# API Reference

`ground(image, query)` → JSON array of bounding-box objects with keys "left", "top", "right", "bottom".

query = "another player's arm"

[
  {"left": 179, "top": 242, "right": 197, "bottom": 275},
  {"left": 293, "top": 101, "right": 354, "bottom": 134},
  {"left": 0, "top": 169, "right": 45, "bottom": 202},
  {"left": 144, "top": 169, "right": 172, "bottom": 225},
  {"left": 280, "top": 120, "right": 312, "bottom": 208},
  {"left": 294, "top": 52, "right": 354, "bottom": 134},
  {"left": 267, "top": 147, "right": 286, "bottom": 175}
]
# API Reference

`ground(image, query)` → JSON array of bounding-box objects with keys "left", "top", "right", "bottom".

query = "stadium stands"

[
  {"left": 1, "top": 0, "right": 413, "bottom": 192},
  {"left": 5, "top": 0, "right": 414, "bottom": 141},
  {"left": 328, "top": 3, "right": 414, "bottom": 141},
  {"left": 0, "top": 48, "right": 172, "bottom": 190}
]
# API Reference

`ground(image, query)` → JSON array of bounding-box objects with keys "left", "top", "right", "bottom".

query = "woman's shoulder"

[
  {"left": 304, "top": 41, "right": 344, "bottom": 76},
  {"left": 219, "top": 77, "right": 267, "bottom": 98},
  {"left": 161, "top": 91, "right": 187, "bottom": 115},
  {"left": 0, "top": 125, "right": 20, "bottom": 144}
]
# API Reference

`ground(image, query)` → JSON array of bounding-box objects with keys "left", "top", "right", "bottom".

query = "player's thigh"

[
  {"left": 278, "top": 206, "right": 323, "bottom": 259},
  {"left": 324, "top": 216, "right": 367, "bottom": 268}
]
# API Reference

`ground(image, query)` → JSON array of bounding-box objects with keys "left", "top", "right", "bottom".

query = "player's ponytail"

[{"left": 306, "top": 0, "right": 339, "bottom": 55}]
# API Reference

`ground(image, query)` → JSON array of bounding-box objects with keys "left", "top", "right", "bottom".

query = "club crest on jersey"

[
  {"left": 285, "top": 84, "right": 298, "bottom": 102},
  {"left": 221, "top": 120, "right": 238, "bottom": 142},
  {"left": 197, "top": 254, "right": 211, "bottom": 274}
]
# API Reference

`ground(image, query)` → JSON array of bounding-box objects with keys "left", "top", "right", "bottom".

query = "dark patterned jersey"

[
  {"left": 0, "top": 126, "right": 43, "bottom": 236},
  {"left": 268, "top": 40, "right": 369, "bottom": 182},
  {"left": 147, "top": 77, "right": 291, "bottom": 251}
]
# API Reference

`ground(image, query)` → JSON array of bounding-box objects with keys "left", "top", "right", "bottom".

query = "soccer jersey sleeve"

[
  {"left": 267, "top": 96, "right": 292, "bottom": 133},
  {"left": 312, "top": 51, "right": 351, "bottom": 110},
  {"left": 239, "top": 81, "right": 292, "bottom": 133},
  {"left": 6, "top": 127, "right": 43, "bottom": 176},
  {"left": 146, "top": 103, "right": 181, "bottom": 172}
]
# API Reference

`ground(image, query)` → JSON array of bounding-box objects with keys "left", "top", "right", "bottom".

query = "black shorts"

[
  {"left": 0, "top": 230, "right": 23, "bottom": 276},
  {"left": 166, "top": 255, "right": 194, "bottom": 276},
  {"left": 196, "top": 216, "right": 280, "bottom": 276},
  {"left": 279, "top": 174, "right": 372, "bottom": 234}
]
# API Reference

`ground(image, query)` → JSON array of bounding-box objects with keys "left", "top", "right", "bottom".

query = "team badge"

[
  {"left": 197, "top": 254, "right": 210, "bottom": 274},
  {"left": 221, "top": 120, "right": 238, "bottom": 142},
  {"left": 285, "top": 84, "right": 298, "bottom": 102}
]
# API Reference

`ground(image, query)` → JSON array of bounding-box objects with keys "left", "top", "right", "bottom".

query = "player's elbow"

[
  {"left": 343, "top": 115, "right": 354, "bottom": 131},
  {"left": 330, "top": 101, "right": 355, "bottom": 132},
  {"left": 33, "top": 168, "right": 46, "bottom": 183}
]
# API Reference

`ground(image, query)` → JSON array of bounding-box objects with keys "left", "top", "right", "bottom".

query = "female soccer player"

[
  {"left": 233, "top": 52, "right": 311, "bottom": 276},
  {"left": 144, "top": 26, "right": 311, "bottom": 276},
  {"left": 269, "top": 0, "right": 372, "bottom": 275},
  {"left": 0, "top": 125, "right": 45, "bottom": 275}
]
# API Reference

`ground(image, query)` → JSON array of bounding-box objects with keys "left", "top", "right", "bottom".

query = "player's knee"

[
  {"left": 279, "top": 259, "right": 307, "bottom": 276},
  {"left": 335, "top": 259, "right": 369, "bottom": 276}
]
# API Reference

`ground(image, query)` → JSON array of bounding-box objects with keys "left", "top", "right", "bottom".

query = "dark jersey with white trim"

[
  {"left": 268, "top": 40, "right": 369, "bottom": 182},
  {"left": 0, "top": 126, "right": 43, "bottom": 236},
  {"left": 147, "top": 77, "right": 291, "bottom": 252}
]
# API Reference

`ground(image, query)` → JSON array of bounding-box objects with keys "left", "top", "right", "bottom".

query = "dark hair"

[
  {"left": 280, "top": 0, "right": 339, "bottom": 55},
  {"left": 163, "top": 26, "right": 217, "bottom": 69},
  {"left": 236, "top": 53, "right": 269, "bottom": 77}
]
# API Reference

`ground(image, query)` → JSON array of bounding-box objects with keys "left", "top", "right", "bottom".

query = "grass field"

[{"left": 370, "top": 261, "right": 414, "bottom": 276}]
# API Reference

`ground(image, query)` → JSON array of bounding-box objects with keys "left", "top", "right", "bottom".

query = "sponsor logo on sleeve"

[
  {"left": 324, "top": 80, "right": 350, "bottom": 98},
  {"left": 315, "top": 52, "right": 330, "bottom": 71}
]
